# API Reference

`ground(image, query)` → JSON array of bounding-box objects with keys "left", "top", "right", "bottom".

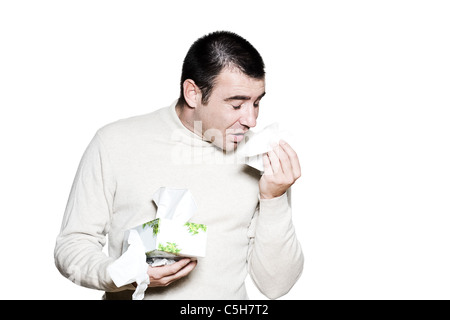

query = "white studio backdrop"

[{"left": 0, "top": 0, "right": 449, "bottom": 300}]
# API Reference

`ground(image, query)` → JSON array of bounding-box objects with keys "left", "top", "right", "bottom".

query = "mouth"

[{"left": 230, "top": 133, "right": 245, "bottom": 143}]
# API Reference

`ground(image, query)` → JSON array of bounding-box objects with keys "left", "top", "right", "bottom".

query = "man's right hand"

[{"left": 147, "top": 258, "right": 197, "bottom": 287}]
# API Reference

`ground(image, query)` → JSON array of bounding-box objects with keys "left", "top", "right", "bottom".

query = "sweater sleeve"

[
  {"left": 54, "top": 132, "right": 130, "bottom": 292},
  {"left": 247, "top": 189, "right": 304, "bottom": 299}
]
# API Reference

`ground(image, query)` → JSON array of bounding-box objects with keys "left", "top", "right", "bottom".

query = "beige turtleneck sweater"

[{"left": 54, "top": 101, "right": 304, "bottom": 299}]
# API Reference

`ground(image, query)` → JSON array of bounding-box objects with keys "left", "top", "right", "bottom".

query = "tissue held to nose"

[
  {"left": 239, "top": 123, "right": 293, "bottom": 172},
  {"left": 239, "top": 122, "right": 301, "bottom": 199}
]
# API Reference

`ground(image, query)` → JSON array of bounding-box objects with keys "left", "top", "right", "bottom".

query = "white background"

[{"left": 1, "top": 0, "right": 449, "bottom": 300}]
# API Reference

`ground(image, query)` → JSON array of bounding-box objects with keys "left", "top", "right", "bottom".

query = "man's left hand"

[{"left": 259, "top": 140, "right": 301, "bottom": 199}]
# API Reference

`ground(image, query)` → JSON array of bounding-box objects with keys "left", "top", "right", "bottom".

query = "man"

[{"left": 55, "top": 31, "right": 304, "bottom": 299}]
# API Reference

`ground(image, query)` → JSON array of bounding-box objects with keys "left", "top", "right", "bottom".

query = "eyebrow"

[{"left": 224, "top": 92, "right": 266, "bottom": 102}]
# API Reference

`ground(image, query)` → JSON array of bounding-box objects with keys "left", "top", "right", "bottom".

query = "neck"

[{"left": 175, "top": 102, "right": 198, "bottom": 136}]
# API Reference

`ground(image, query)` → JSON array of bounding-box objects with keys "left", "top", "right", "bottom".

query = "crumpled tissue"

[
  {"left": 147, "top": 258, "right": 176, "bottom": 267},
  {"left": 239, "top": 123, "right": 292, "bottom": 172},
  {"left": 107, "top": 229, "right": 149, "bottom": 300},
  {"left": 107, "top": 187, "right": 205, "bottom": 300}
]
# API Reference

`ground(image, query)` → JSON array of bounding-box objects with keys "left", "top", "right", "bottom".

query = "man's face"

[{"left": 194, "top": 68, "right": 266, "bottom": 152}]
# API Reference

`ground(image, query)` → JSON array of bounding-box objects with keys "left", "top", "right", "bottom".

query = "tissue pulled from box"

[
  {"left": 239, "top": 123, "right": 293, "bottom": 172},
  {"left": 123, "top": 187, "right": 207, "bottom": 259},
  {"left": 107, "top": 229, "right": 149, "bottom": 300}
]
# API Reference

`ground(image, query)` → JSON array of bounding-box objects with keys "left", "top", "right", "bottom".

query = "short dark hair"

[{"left": 178, "top": 31, "right": 265, "bottom": 106}]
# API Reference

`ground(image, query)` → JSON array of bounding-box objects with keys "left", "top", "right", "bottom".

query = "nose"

[{"left": 239, "top": 105, "right": 258, "bottom": 128}]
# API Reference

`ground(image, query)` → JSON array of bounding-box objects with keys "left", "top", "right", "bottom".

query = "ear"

[{"left": 183, "top": 79, "right": 202, "bottom": 108}]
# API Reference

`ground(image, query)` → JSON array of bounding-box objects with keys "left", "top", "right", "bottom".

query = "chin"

[
  {"left": 225, "top": 141, "right": 240, "bottom": 152},
  {"left": 212, "top": 140, "right": 238, "bottom": 152},
  {"left": 224, "top": 144, "right": 238, "bottom": 152}
]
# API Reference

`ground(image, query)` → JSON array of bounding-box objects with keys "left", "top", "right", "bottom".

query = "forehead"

[{"left": 212, "top": 67, "right": 265, "bottom": 98}]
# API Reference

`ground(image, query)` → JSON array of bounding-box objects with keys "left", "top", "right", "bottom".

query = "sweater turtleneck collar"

[{"left": 167, "top": 100, "right": 216, "bottom": 148}]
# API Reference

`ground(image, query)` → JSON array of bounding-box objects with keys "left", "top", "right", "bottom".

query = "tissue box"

[{"left": 124, "top": 218, "right": 207, "bottom": 260}]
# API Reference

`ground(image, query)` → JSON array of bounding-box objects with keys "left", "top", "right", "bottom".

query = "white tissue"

[
  {"left": 153, "top": 187, "right": 197, "bottom": 222},
  {"left": 107, "top": 229, "right": 150, "bottom": 300},
  {"left": 239, "top": 123, "right": 292, "bottom": 172}
]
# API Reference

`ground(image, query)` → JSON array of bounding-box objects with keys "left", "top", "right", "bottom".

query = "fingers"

[
  {"left": 264, "top": 140, "right": 300, "bottom": 179},
  {"left": 156, "top": 260, "right": 197, "bottom": 287},
  {"left": 273, "top": 142, "right": 292, "bottom": 175},
  {"left": 147, "top": 258, "right": 197, "bottom": 287},
  {"left": 164, "top": 258, "right": 192, "bottom": 275},
  {"left": 259, "top": 140, "right": 301, "bottom": 199},
  {"left": 264, "top": 150, "right": 279, "bottom": 175},
  {"left": 279, "top": 140, "right": 301, "bottom": 179},
  {"left": 262, "top": 153, "right": 272, "bottom": 175},
  {"left": 168, "top": 260, "right": 197, "bottom": 280}
]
